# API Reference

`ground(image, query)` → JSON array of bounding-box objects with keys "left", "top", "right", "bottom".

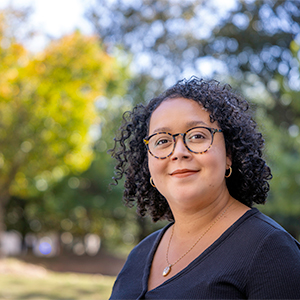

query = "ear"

[{"left": 226, "top": 155, "right": 232, "bottom": 168}]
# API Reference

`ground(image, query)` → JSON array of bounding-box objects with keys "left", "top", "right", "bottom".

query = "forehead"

[{"left": 149, "top": 97, "right": 214, "bottom": 134}]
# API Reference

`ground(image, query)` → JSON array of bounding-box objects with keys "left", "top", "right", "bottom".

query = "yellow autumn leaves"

[{"left": 0, "top": 16, "right": 130, "bottom": 202}]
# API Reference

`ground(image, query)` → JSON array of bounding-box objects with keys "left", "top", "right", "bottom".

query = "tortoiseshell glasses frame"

[{"left": 143, "top": 126, "right": 222, "bottom": 159}]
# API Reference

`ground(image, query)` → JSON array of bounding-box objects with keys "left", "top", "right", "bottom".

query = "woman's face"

[{"left": 148, "top": 97, "right": 231, "bottom": 213}]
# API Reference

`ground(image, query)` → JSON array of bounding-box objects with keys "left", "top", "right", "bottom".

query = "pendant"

[{"left": 162, "top": 265, "right": 171, "bottom": 277}]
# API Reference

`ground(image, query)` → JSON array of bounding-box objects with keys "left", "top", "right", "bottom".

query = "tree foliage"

[
  {"left": 86, "top": 0, "right": 299, "bottom": 90},
  {"left": 4, "top": 95, "right": 141, "bottom": 254},
  {"left": 86, "top": 0, "right": 300, "bottom": 132},
  {"left": 0, "top": 8, "right": 130, "bottom": 246},
  {"left": 255, "top": 40, "right": 300, "bottom": 237}
]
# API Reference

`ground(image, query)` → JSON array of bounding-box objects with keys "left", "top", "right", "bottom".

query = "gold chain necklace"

[{"left": 162, "top": 202, "right": 234, "bottom": 277}]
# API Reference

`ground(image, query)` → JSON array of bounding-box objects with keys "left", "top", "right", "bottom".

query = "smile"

[{"left": 170, "top": 169, "right": 199, "bottom": 178}]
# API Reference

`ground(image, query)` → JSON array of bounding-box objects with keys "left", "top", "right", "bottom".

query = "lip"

[{"left": 170, "top": 169, "right": 199, "bottom": 178}]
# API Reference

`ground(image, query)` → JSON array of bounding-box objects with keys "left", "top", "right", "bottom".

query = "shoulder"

[
  {"left": 249, "top": 211, "right": 300, "bottom": 261},
  {"left": 218, "top": 208, "right": 300, "bottom": 267},
  {"left": 129, "top": 224, "right": 170, "bottom": 257},
  {"left": 252, "top": 208, "right": 291, "bottom": 232},
  {"left": 238, "top": 208, "right": 300, "bottom": 256},
  {"left": 109, "top": 224, "right": 171, "bottom": 299},
  {"left": 255, "top": 208, "right": 299, "bottom": 252},
  {"left": 238, "top": 208, "right": 298, "bottom": 241},
  {"left": 117, "top": 223, "right": 172, "bottom": 274},
  {"left": 243, "top": 209, "right": 300, "bottom": 298}
]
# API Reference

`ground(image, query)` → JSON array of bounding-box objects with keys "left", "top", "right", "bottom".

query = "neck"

[{"left": 170, "top": 194, "right": 234, "bottom": 240}]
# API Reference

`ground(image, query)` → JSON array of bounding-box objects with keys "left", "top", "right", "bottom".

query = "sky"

[{"left": 0, "top": 0, "right": 94, "bottom": 51}]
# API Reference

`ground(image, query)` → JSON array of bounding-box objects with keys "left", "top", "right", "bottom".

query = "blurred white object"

[{"left": 1, "top": 231, "right": 22, "bottom": 256}]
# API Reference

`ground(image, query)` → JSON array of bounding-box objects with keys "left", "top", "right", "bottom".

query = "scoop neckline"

[{"left": 143, "top": 207, "right": 259, "bottom": 294}]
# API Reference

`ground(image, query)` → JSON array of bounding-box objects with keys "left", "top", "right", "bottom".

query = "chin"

[{"left": 167, "top": 191, "right": 205, "bottom": 206}]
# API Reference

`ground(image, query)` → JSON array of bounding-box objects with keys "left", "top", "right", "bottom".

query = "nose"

[{"left": 171, "top": 134, "right": 192, "bottom": 160}]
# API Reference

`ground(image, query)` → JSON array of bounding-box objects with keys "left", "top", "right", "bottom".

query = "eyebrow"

[{"left": 151, "top": 121, "right": 209, "bottom": 134}]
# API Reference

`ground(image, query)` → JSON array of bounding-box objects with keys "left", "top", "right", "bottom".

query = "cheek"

[
  {"left": 148, "top": 155, "right": 158, "bottom": 176},
  {"left": 148, "top": 155, "right": 165, "bottom": 180},
  {"left": 205, "top": 147, "right": 228, "bottom": 176}
]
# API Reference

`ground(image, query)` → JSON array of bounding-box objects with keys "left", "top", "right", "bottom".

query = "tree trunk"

[{"left": 0, "top": 194, "right": 10, "bottom": 257}]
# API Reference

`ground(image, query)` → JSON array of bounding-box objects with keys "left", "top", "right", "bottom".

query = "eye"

[
  {"left": 187, "top": 128, "right": 211, "bottom": 143},
  {"left": 156, "top": 139, "right": 169, "bottom": 145},
  {"left": 155, "top": 137, "right": 172, "bottom": 146},
  {"left": 152, "top": 134, "right": 173, "bottom": 148},
  {"left": 190, "top": 133, "right": 205, "bottom": 140}
]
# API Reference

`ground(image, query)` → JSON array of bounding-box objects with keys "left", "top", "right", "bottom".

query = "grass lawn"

[{"left": 0, "top": 259, "right": 116, "bottom": 300}]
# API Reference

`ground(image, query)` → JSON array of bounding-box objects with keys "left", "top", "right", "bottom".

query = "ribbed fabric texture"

[{"left": 110, "top": 208, "right": 300, "bottom": 299}]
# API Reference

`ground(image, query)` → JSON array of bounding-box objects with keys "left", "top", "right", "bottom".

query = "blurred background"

[{"left": 0, "top": 0, "right": 300, "bottom": 298}]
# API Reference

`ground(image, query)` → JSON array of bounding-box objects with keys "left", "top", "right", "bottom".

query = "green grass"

[{"left": 0, "top": 260, "right": 115, "bottom": 300}]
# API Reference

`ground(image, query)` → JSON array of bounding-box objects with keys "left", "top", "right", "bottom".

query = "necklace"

[{"left": 162, "top": 202, "right": 234, "bottom": 277}]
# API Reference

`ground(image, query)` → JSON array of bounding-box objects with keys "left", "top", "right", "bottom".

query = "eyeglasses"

[{"left": 143, "top": 126, "right": 222, "bottom": 159}]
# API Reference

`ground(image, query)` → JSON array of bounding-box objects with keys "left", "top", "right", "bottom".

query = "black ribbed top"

[{"left": 110, "top": 208, "right": 300, "bottom": 299}]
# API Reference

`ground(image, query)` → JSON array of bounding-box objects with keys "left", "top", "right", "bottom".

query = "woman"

[{"left": 109, "top": 77, "right": 300, "bottom": 299}]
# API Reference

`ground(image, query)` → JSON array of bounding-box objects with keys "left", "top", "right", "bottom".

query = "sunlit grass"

[{"left": 0, "top": 259, "right": 115, "bottom": 300}]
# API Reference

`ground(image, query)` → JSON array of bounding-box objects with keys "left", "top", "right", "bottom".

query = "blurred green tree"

[
  {"left": 0, "top": 8, "right": 130, "bottom": 251},
  {"left": 86, "top": 0, "right": 300, "bottom": 101},
  {"left": 257, "top": 40, "right": 300, "bottom": 237},
  {"left": 4, "top": 95, "right": 142, "bottom": 255}
]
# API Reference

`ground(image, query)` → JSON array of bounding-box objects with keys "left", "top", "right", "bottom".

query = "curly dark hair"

[{"left": 110, "top": 77, "right": 272, "bottom": 222}]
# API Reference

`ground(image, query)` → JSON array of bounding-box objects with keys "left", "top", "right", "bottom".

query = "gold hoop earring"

[
  {"left": 225, "top": 166, "right": 232, "bottom": 178},
  {"left": 150, "top": 177, "right": 156, "bottom": 188}
]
